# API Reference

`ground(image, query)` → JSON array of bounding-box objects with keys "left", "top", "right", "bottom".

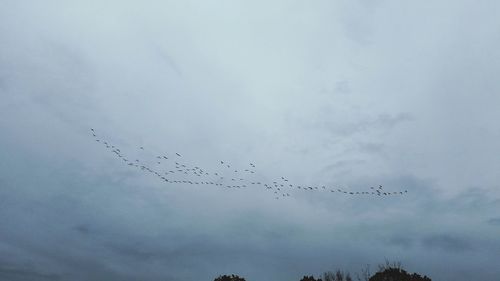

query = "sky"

[{"left": 1, "top": 1, "right": 500, "bottom": 280}]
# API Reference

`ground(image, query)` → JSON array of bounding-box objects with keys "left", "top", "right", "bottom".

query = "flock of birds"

[{"left": 91, "top": 128, "right": 408, "bottom": 200}]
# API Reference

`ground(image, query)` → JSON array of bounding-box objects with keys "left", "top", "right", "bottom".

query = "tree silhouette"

[
  {"left": 323, "top": 270, "right": 352, "bottom": 281},
  {"left": 369, "top": 268, "right": 431, "bottom": 281},
  {"left": 213, "top": 274, "right": 246, "bottom": 281},
  {"left": 300, "top": 276, "right": 323, "bottom": 281}
]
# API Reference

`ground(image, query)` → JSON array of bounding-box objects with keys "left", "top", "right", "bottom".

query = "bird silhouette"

[{"left": 92, "top": 129, "right": 408, "bottom": 201}]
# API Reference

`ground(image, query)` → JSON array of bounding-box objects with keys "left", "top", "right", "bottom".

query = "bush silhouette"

[
  {"left": 300, "top": 276, "right": 322, "bottom": 281},
  {"left": 213, "top": 274, "right": 246, "bottom": 281},
  {"left": 369, "top": 268, "right": 431, "bottom": 281},
  {"left": 323, "top": 270, "right": 352, "bottom": 281},
  {"left": 316, "top": 262, "right": 430, "bottom": 281}
]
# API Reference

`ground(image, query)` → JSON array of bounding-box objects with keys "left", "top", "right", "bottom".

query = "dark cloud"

[
  {"left": 487, "top": 217, "right": 500, "bottom": 226},
  {"left": 356, "top": 142, "right": 385, "bottom": 154},
  {"left": 421, "top": 234, "right": 473, "bottom": 253},
  {"left": 73, "top": 225, "right": 91, "bottom": 235},
  {"left": 0, "top": 265, "right": 61, "bottom": 281}
]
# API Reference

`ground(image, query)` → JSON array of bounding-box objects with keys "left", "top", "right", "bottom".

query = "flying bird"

[{"left": 92, "top": 129, "right": 409, "bottom": 201}]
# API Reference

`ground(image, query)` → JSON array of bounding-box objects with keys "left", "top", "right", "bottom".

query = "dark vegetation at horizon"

[{"left": 213, "top": 261, "right": 432, "bottom": 281}]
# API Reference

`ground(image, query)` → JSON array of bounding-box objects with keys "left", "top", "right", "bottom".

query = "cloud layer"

[{"left": 1, "top": 1, "right": 500, "bottom": 280}]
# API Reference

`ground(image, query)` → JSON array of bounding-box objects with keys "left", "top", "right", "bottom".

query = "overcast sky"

[{"left": 1, "top": 1, "right": 500, "bottom": 280}]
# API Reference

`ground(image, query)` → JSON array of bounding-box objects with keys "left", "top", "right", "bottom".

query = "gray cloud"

[
  {"left": 0, "top": 265, "right": 62, "bottom": 281},
  {"left": 324, "top": 112, "right": 414, "bottom": 138},
  {"left": 73, "top": 225, "right": 91, "bottom": 235},
  {"left": 421, "top": 234, "right": 473, "bottom": 253},
  {"left": 386, "top": 235, "right": 414, "bottom": 250},
  {"left": 487, "top": 218, "right": 500, "bottom": 226},
  {"left": 1, "top": 1, "right": 500, "bottom": 281}
]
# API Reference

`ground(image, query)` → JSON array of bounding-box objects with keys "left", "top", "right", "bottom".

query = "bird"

[{"left": 92, "top": 130, "right": 411, "bottom": 201}]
